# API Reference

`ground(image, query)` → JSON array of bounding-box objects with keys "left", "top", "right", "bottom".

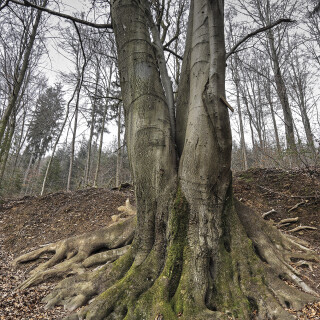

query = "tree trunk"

[
  {"left": 15, "top": 1, "right": 319, "bottom": 319},
  {"left": 40, "top": 84, "right": 75, "bottom": 195},
  {"left": 115, "top": 103, "right": 122, "bottom": 187},
  {"left": 84, "top": 61, "right": 100, "bottom": 186},
  {"left": 67, "top": 90, "right": 79, "bottom": 192},
  {"left": 93, "top": 63, "right": 113, "bottom": 188},
  {"left": 93, "top": 102, "right": 107, "bottom": 188},
  {"left": 0, "top": 0, "right": 47, "bottom": 145},
  {"left": 265, "top": 80, "right": 282, "bottom": 153},
  {"left": 267, "top": 30, "right": 297, "bottom": 155},
  {"left": 22, "top": 148, "right": 34, "bottom": 194},
  {"left": 0, "top": 115, "right": 15, "bottom": 187},
  {"left": 231, "top": 57, "right": 248, "bottom": 170}
]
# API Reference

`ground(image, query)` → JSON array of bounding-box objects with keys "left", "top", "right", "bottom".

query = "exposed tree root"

[
  {"left": 14, "top": 216, "right": 135, "bottom": 289},
  {"left": 14, "top": 199, "right": 319, "bottom": 320}
]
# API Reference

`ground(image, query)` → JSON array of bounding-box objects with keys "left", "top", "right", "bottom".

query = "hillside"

[{"left": 0, "top": 169, "right": 319, "bottom": 319}]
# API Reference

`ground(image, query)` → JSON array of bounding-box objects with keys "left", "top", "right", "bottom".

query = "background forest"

[{"left": 0, "top": 0, "right": 319, "bottom": 197}]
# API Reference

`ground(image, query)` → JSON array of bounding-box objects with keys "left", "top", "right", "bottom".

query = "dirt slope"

[{"left": 0, "top": 169, "right": 319, "bottom": 319}]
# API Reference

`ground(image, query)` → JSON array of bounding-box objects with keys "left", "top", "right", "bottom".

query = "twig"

[
  {"left": 262, "top": 208, "right": 276, "bottom": 219},
  {"left": 226, "top": 18, "right": 294, "bottom": 60},
  {"left": 290, "top": 195, "right": 318, "bottom": 199},
  {"left": 258, "top": 185, "right": 284, "bottom": 196},
  {"left": 9, "top": 0, "right": 113, "bottom": 29},
  {"left": 0, "top": 0, "right": 9, "bottom": 11},
  {"left": 289, "top": 225, "right": 317, "bottom": 233},
  {"left": 258, "top": 185, "right": 318, "bottom": 199},
  {"left": 288, "top": 201, "right": 306, "bottom": 213},
  {"left": 277, "top": 217, "right": 299, "bottom": 227},
  {"left": 164, "top": 47, "right": 183, "bottom": 61}
]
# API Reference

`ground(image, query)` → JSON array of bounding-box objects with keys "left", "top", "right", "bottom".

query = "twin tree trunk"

[
  {"left": 106, "top": 0, "right": 317, "bottom": 318},
  {"left": 15, "top": 0, "right": 319, "bottom": 319}
]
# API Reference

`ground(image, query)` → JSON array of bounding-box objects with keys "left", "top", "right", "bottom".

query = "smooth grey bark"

[
  {"left": 112, "top": 0, "right": 177, "bottom": 262},
  {"left": 147, "top": 7, "right": 176, "bottom": 141}
]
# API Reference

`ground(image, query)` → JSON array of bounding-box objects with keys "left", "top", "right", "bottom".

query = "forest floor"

[{"left": 0, "top": 168, "right": 319, "bottom": 319}]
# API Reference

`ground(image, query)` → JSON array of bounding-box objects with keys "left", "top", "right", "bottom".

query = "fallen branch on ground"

[
  {"left": 262, "top": 208, "right": 277, "bottom": 218},
  {"left": 289, "top": 225, "right": 317, "bottom": 233},
  {"left": 277, "top": 217, "right": 299, "bottom": 227},
  {"left": 288, "top": 201, "right": 307, "bottom": 213}
]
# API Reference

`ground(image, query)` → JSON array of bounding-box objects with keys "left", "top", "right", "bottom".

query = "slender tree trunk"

[
  {"left": 67, "top": 88, "right": 80, "bottom": 192},
  {"left": 115, "top": 104, "right": 122, "bottom": 187},
  {"left": 267, "top": 30, "right": 297, "bottom": 155},
  {"left": 84, "top": 62, "right": 100, "bottom": 186},
  {"left": 265, "top": 82, "right": 282, "bottom": 153},
  {"left": 40, "top": 86, "right": 75, "bottom": 195},
  {"left": 0, "top": 115, "right": 15, "bottom": 186},
  {"left": 12, "top": 108, "right": 26, "bottom": 175},
  {"left": 296, "top": 88, "right": 315, "bottom": 151},
  {"left": 93, "top": 63, "right": 113, "bottom": 188},
  {"left": 93, "top": 103, "right": 107, "bottom": 188},
  {"left": 235, "top": 81, "right": 248, "bottom": 170},
  {"left": 0, "top": 0, "right": 47, "bottom": 145},
  {"left": 22, "top": 149, "right": 34, "bottom": 194},
  {"left": 230, "top": 56, "right": 248, "bottom": 170}
]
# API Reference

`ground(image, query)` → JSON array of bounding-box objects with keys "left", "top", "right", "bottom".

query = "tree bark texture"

[{"left": 15, "top": 1, "right": 319, "bottom": 319}]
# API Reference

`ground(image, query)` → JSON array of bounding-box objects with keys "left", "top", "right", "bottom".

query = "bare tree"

[{"left": 14, "top": 1, "right": 319, "bottom": 319}]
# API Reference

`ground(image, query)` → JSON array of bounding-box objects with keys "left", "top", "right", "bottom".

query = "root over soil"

[{"left": 14, "top": 195, "right": 319, "bottom": 320}]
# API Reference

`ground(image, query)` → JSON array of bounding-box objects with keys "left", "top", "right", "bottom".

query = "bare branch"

[
  {"left": 0, "top": 0, "right": 9, "bottom": 11},
  {"left": 226, "top": 18, "right": 295, "bottom": 60},
  {"left": 164, "top": 47, "right": 183, "bottom": 60},
  {"left": 9, "top": 0, "right": 113, "bottom": 29},
  {"left": 262, "top": 208, "right": 277, "bottom": 219},
  {"left": 289, "top": 225, "right": 317, "bottom": 232}
]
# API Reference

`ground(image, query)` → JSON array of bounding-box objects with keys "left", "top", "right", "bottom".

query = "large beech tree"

[{"left": 15, "top": 0, "right": 319, "bottom": 319}]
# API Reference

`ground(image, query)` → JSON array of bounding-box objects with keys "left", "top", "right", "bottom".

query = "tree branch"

[
  {"left": 0, "top": 0, "right": 9, "bottom": 11},
  {"left": 164, "top": 47, "right": 183, "bottom": 60},
  {"left": 226, "top": 18, "right": 295, "bottom": 60},
  {"left": 9, "top": 0, "right": 113, "bottom": 29}
]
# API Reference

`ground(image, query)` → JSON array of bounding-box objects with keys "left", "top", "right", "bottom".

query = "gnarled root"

[
  {"left": 236, "top": 200, "right": 319, "bottom": 295},
  {"left": 14, "top": 216, "right": 135, "bottom": 289},
  {"left": 13, "top": 199, "right": 319, "bottom": 320},
  {"left": 43, "top": 247, "right": 136, "bottom": 312}
]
